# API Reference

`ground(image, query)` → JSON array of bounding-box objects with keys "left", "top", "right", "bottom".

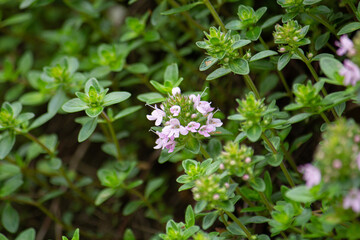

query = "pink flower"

[
  {"left": 147, "top": 105, "right": 166, "bottom": 126},
  {"left": 170, "top": 105, "right": 181, "bottom": 116},
  {"left": 343, "top": 189, "right": 360, "bottom": 213},
  {"left": 332, "top": 159, "right": 342, "bottom": 169},
  {"left": 186, "top": 121, "right": 200, "bottom": 132},
  {"left": 189, "top": 94, "right": 201, "bottom": 108},
  {"left": 340, "top": 60, "right": 360, "bottom": 86},
  {"left": 299, "top": 164, "right": 321, "bottom": 188},
  {"left": 335, "top": 35, "right": 356, "bottom": 56},
  {"left": 206, "top": 112, "right": 223, "bottom": 128},
  {"left": 197, "top": 101, "right": 214, "bottom": 115},
  {"left": 198, "top": 124, "right": 215, "bottom": 137},
  {"left": 154, "top": 131, "right": 177, "bottom": 153},
  {"left": 162, "top": 118, "right": 188, "bottom": 138},
  {"left": 172, "top": 87, "right": 181, "bottom": 96}
]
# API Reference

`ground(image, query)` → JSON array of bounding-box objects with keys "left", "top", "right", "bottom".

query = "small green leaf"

[
  {"left": 85, "top": 106, "right": 103, "bottom": 118},
  {"left": 150, "top": 80, "right": 168, "bottom": 94},
  {"left": 144, "top": 30, "right": 160, "bottom": 42},
  {"left": 137, "top": 92, "right": 165, "bottom": 104},
  {"left": 287, "top": 113, "right": 313, "bottom": 124},
  {"left": 261, "top": 15, "right": 282, "bottom": 29},
  {"left": 78, "top": 117, "right": 97, "bottom": 142},
  {"left": 15, "top": 228, "right": 35, "bottom": 240},
  {"left": 202, "top": 211, "right": 218, "bottom": 230},
  {"left": 266, "top": 153, "right": 283, "bottom": 167},
  {"left": 246, "top": 125, "right": 262, "bottom": 142},
  {"left": 229, "top": 58, "right": 249, "bottom": 75},
  {"left": 114, "top": 106, "right": 142, "bottom": 120},
  {"left": 161, "top": 2, "right": 202, "bottom": 15},
  {"left": 103, "top": 92, "right": 131, "bottom": 106},
  {"left": 145, "top": 177, "right": 164, "bottom": 198},
  {"left": 95, "top": 188, "right": 116, "bottom": 206},
  {"left": 0, "top": 132, "right": 15, "bottom": 159},
  {"left": 337, "top": 22, "right": 360, "bottom": 35},
  {"left": 285, "top": 186, "right": 316, "bottom": 203},
  {"left": 185, "top": 137, "right": 200, "bottom": 154},
  {"left": 232, "top": 40, "right": 251, "bottom": 49},
  {"left": 185, "top": 205, "right": 195, "bottom": 227},
  {"left": 71, "top": 229, "right": 80, "bottom": 240},
  {"left": 2, "top": 203, "right": 19, "bottom": 233},
  {"left": 277, "top": 53, "right": 292, "bottom": 71},
  {"left": 319, "top": 57, "right": 342, "bottom": 80},
  {"left": 123, "top": 229, "right": 135, "bottom": 240},
  {"left": 199, "top": 57, "right": 218, "bottom": 71},
  {"left": 62, "top": 98, "right": 88, "bottom": 113},
  {"left": 126, "top": 63, "right": 149, "bottom": 74},
  {"left": 250, "top": 177, "right": 266, "bottom": 192},
  {"left": 206, "top": 68, "right": 232, "bottom": 80},
  {"left": 123, "top": 200, "right": 143, "bottom": 216},
  {"left": 246, "top": 26, "right": 262, "bottom": 41},
  {"left": 1, "top": 13, "right": 32, "bottom": 27},
  {"left": 17, "top": 51, "right": 33, "bottom": 75},
  {"left": 303, "top": 0, "right": 322, "bottom": 5},
  {"left": 0, "top": 233, "right": 9, "bottom": 240},
  {"left": 250, "top": 50, "right": 278, "bottom": 62},
  {"left": 164, "top": 63, "right": 179, "bottom": 86},
  {"left": 315, "top": 32, "right": 330, "bottom": 51}
]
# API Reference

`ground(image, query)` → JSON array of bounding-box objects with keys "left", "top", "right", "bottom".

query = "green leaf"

[
  {"left": 206, "top": 67, "right": 231, "bottom": 80},
  {"left": 0, "top": 163, "right": 20, "bottom": 181},
  {"left": 114, "top": 106, "right": 142, "bottom": 120},
  {"left": 85, "top": 107, "right": 103, "bottom": 118},
  {"left": 123, "top": 200, "right": 143, "bottom": 216},
  {"left": 285, "top": 186, "right": 316, "bottom": 203},
  {"left": 1, "top": 13, "right": 32, "bottom": 27},
  {"left": 95, "top": 188, "right": 116, "bottom": 206},
  {"left": 126, "top": 63, "right": 149, "bottom": 74},
  {"left": 250, "top": 177, "right": 266, "bottom": 192},
  {"left": 194, "top": 200, "right": 207, "bottom": 214},
  {"left": 71, "top": 229, "right": 79, "bottom": 240},
  {"left": 29, "top": 112, "right": 55, "bottom": 130},
  {"left": 62, "top": 98, "right": 88, "bottom": 113},
  {"left": 207, "top": 138, "right": 222, "bottom": 158},
  {"left": 103, "top": 91, "right": 131, "bottom": 106},
  {"left": 246, "top": 125, "right": 262, "bottom": 142},
  {"left": 15, "top": 228, "right": 35, "bottom": 240},
  {"left": 315, "top": 32, "right": 330, "bottom": 51},
  {"left": 144, "top": 30, "right": 160, "bottom": 42},
  {"left": 0, "top": 233, "right": 9, "bottom": 240},
  {"left": 137, "top": 92, "right": 164, "bottom": 104},
  {"left": 185, "top": 205, "right": 195, "bottom": 227},
  {"left": 161, "top": 2, "right": 202, "bottom": 15},
  {"left": 145, "top": 177, "right": 164, "bottom": 198},
  {"left": 185, "top": 137, "right": 200, "bottom": 154},
  {"left": 2, "top": 203, "right": 19, "bottom": 233},
  {"left": 20, "top": 0, "right": 37, "bottom": 9},
  {"left": 202, "top": 211, "right": 218, "bottom": 230},
  {"left": 227, "top": 222, "right": 246, "bottom": 236},
  {"left": 158, "top": 146, "right": 184, "bottom": 163},
  {"left": 303, "top": 0, "right": 322, "bottom": 5},
  {"left": 337, "top": 22, "right": 360, "bottom": 35},
  {"left": 78, "top": 117, "right": 97, "bottom": 142},
  {"left": 0, "top": 132, "right": 15, "bottom": 159},
  {"left": 277, "top": 53, "right": 292, "bottom": 71},
  {"left": 17, "top": 51, "right": 33, "bottom": 75},
  {"left": 20, "top": 92, "right": 47, "bottom": 106},
  {"left": 287, "top": 113, "right": 312, "bottom": 124},
  {"left": 229, "top": 59, "right": 250, "bottom": 75},
  {"left": 199, "top": 57, "right": 218, "bottom": 71},
  {"left": 232, "top": 40, "right": 251, "bottom": 49},
  {"left": 48, "top": 89, "right": 66, "bottom": 114},
  {"left": 123, "top": 229, "right": 135, "bottom": 240},
  {"left": 334, "top": 102, "right": 346, "bottom": 117},
  {"left": 250, "top": 50, "right": 278, "bottom": 62},
  {"left": 319, "top": 57, "right": 342, "bottom": 80},
  {"left": 246, "top": 26, "right": 262, "bottom": 41},
  {"left": 225, "top": 20, "right": 242, "bottom": 30},
  {"left": 164, "top": 63, "right": 179, "bottom": 86},
  {"left": 266, "top": 153, "right": 283, "bottom": 167},
  {"left": 294, "top": 208, "right": 312, "bottom": 226},
  {"left": 261, "top": 15, "right": 282, "bottom": 29}
]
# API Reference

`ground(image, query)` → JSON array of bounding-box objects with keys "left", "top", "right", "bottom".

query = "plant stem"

[
  {"left": 203, "top": 0, "right": 226, "bottom": 31},
  {"left": 244, "top": 74, "right": 261, "bottom": 99},
  {"left": 223, "top": 210, "right": 252, "bottom": 239},
  {"left": 261, "top": 134, "right": 295, "bottom": 188},
  {"left": 200, "top": 144, "right": 211, "bottom": 159},
  {"left": 277, "top": 70, "right": 294, "bottom": 101},
  {"left": 21, "top": 132, "right": 54, "bottom": 157},
  {"left": 306, "top": 12, "right": 339, "bottom": 38},
  {"left": 346, "top": 0, "right": 360, "bottom": 21},
  {"left": 258, "top": 191, "right": 273, "bottom": 212},
  {"left": 101, "top": 111, "right": 122, "bottom": 161},
  {"left": 220, "top": 211, "right": 229, "bottom": 227},
  {"left": 320, "top": 112, "right": 330, "bottom": 124}
]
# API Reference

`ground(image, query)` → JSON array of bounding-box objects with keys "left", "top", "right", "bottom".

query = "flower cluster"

[
  {"left": 147, "top": 87, "right": 222, "bottom": 153},
  {"left": 273, "top": 20, "right": 309, "bottom": 51},
  {"left": 0, "top": 102, "right": 34, "bottom": 131},
  {"left": 192, "top": 174, "right": 229, "bottom": 209},
  {"left": 302, "top": 119, "right": 360, "bottom": 213},
  {"left": 293, "top": 80, "right": 323, "bottom": 111},
  {"left": 336, "top": 34, "right": 360, "bottom": 86},
  {"left": 219, "top": 141, "right": 254, "bottom": 179}
]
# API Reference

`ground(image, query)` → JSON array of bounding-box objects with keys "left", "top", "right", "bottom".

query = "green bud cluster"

[
  {"left": 293, "top": 81, "right": 323, "bottom": 111},
  {"left": 219, "top": 142, "right": 254, "bottom": 178},
  {"left": 192, "top": 174, "right": 228, "bottom": 209},
  {"left": 42, "top": 57, "right": 85, "bottom": 93},
  {"left": 196, "top": 27, "right": 240, "bottom": 66},
  {"left": 314, "top": 119, "right": 360, "bottom": 182},
  {"left": 192, "top": 231, "right": 211, "bottom": 240},
  {"left": 277, "top": 0, "right": 304, "bottom": 14},
  {"left": 91, "top": 44, "right": 127, "bottom": 72},
  {"left": 273, "top": 20, "right": 310, "bottom": 50},
  {"left": 236, "top": 92, "right": 272, "bottom": 130},
  {"left": 237, "top": 5, "right": 258, "bottom": 27},
  {"left": 0, "top": 102, "right": 34, "bottom": 131}
]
